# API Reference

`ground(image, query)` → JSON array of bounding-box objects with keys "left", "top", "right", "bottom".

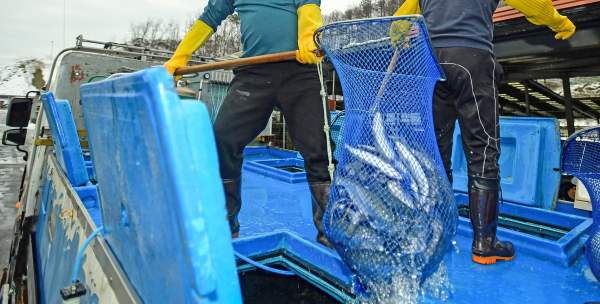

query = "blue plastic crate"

[
  {"left": 80, "top": 67, "right": 241, "bottom": 303},
  {"left": 452, "top": 117, "right": 561, "bottom": 209},
  {"left": 41, "top": 93, "right": 89, "bottom": 187}
]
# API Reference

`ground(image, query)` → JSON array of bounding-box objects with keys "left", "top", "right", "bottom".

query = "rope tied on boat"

[{"left": 317, "top": 60, "right": 335, "bottom": 181}]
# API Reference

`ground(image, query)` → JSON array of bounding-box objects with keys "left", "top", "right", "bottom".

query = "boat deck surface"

[{"left": 236, "top": 167, "right": 600, "bottom": 303}]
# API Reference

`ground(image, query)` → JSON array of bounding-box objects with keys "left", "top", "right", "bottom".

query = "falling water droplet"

[{"left": 452, "top": 240, "right": 460, "bottom": 254}]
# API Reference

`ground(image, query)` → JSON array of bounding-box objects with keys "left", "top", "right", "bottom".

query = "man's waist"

[
  {"left": 240, "top": 43, "right": 297, "bottom": 58},
  {"left": 233, "top": 59, "right": 313, "bottom": 73},
  {"left": 430, "top": 36, "right": 494, "bottom": 54}
]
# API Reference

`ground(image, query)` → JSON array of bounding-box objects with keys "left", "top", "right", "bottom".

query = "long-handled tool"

[{"left": 173, "top": 51, "right": 297, "bottom": 76}]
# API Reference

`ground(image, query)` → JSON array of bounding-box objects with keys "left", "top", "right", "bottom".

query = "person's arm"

[
  {"left": 296, "top": 0, "right": 323, "bottom": 64},
  {"left": 393, "top": 0, "right": 421, "bottom": 16},
  {"left": 504, "top": 0, "right": 576, "bottom": 40},
  {"left": 164, "top": 0, "right": 235, "bottom": 75},
  {"left": 163, "top": 21, "right": 214, "bottom": 76}
]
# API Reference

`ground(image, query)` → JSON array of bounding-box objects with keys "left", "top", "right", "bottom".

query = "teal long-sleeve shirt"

[{"left": 199, "top": 0, "right": 320, "bottom": 57}]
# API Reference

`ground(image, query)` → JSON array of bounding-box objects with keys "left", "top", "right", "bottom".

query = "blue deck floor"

[{"left": 236, "top": 170, "right": 600, "bottom": 303}]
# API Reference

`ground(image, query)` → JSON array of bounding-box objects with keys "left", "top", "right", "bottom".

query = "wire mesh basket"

[
  {"left": 316, "top": 15, "right": 457, "bottom": 295},
  {"left": 561, "top": 126, "right": 600, "bottom": 281},
  {"left": 330, "top": 111, "right": 346, "bottom": 160}
]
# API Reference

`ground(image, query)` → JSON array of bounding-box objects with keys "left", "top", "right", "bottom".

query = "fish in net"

[{"left": 316, "top": 16, "right": 458, "bottom": 301}]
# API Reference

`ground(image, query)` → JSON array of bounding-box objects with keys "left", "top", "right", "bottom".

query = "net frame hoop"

[{"left": 314, "top": 15, "right": 447, "bottom": 82}]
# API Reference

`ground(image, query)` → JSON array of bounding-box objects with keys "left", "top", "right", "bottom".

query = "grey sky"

[{"left": 0, "top": 0, "right": 360, "bottom": 64}]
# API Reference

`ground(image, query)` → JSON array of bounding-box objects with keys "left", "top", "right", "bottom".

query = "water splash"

[
  {"left": 421, "top": 262, "right": 453, "bottom": 301},
  {"left": 354, "top": 262, "right": 453, "bottom": 303}
]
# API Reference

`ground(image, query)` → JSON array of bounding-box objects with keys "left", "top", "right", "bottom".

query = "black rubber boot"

[
  {"left": 309, "top": 182, "right": 334, "bottom": 248},
  {"left": 469, "top": 176, "right": 515, "bottom": 264},
  {"left": 223, "top": 178, "right": 242, "bottom": 239}
]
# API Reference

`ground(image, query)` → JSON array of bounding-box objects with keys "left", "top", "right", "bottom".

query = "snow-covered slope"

[
  {"left": 538, "top": 77, "right": 600, "bottom": 99},
  {"left": 0, "top": 58, "right": 51, "bottom": 96}
]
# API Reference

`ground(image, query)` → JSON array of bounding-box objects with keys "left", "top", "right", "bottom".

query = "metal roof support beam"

[
  {"left": 524, "top": 80, "right": 600, "bottom": 119},
  {"left": 562, "top": 77, "right": 576, "bottom": 135},
  {"left": 498, "top": 96, "right": 531, "bottom": 116},
  {"left": 499, "top": 84, "right": 564, "bottom": 115},
  {"left": 586, "top": 98, "right": 600, "bottom": 108},
  {"left": 578, "top": 97, "right": 600, "bottom": 108},
  {"left": 494, "top": 25, "right": 600, "bottom": 59},
  {"left": 503, "top": 68, "right": 600, "bottom": 82}
]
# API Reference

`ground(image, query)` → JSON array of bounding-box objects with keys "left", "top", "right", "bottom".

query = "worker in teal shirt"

[
  {"left": 200, "top": 0, "right": 317, "bottom": 58},
  {"left": 164, "top": 0, "right": 333, "bottom": 247}
]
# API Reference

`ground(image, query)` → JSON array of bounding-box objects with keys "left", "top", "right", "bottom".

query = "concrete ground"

[{"left": 0, "top": 108, "right": 27, "bottom": 267}]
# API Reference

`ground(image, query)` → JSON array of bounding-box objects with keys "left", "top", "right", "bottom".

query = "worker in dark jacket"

[
  {"left": 164, "top": 0, "right": 333, "bottom": 247},
  {"left": 394, "top": 0, "right": 575, "bottom": 264}
]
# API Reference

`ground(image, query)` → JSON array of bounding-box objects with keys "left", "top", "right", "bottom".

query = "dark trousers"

[
  {"left": 214, "top": 61, "right": 332, "bottom": 235},
  {"left": 214, "top": 61, "right": 332, "bottom": 183},
  {"left": 433, "top": 47, "right": 501, "bottom": 182}
]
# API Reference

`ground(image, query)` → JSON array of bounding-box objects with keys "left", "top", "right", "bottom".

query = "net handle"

[{"left": 174, "top": 51, "right": 297, "bottom": 75}]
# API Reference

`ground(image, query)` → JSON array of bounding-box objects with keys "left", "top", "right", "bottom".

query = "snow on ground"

[
  {"left": 539, "top": 77, "right": 600, "bottom": 98},
  {"left": 0, "top": 58, "right": 52, "bottom": 96}
]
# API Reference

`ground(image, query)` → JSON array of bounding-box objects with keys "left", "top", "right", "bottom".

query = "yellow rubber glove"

[
  {"left": 297, "top": 4, "right": 323, "bottom": 64},
  {"left": 505, "top": 0, "right": 576, "bottom": 40},
  {"left": 164, "top": 20, "right": 214, "bottom": 78},
  {"left": 390, "top": 0, "right": 420, "bottom": 49},
  {"left": 393, "top": 0, "right": 421, "bottom": 16}
]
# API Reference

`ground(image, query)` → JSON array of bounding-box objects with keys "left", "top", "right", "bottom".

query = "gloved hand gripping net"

[{"left": 316, "top": 16, "right": 458, "bottom": 294}]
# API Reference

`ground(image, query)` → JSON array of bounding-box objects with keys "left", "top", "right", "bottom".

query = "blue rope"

[
  {"left": 70, "top": 226, "right": 105, "bottom": 283},
  {"left": 234, "top": 251, "right": 295, "bottom": 276}
]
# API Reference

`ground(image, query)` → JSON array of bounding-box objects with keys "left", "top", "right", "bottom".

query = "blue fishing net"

[
  {"left": 330, "top": 111, "right": 346, "bottom": 160},
  {"left": 561, "top": 126, "right": 600, "bottom": 281},
  {"left": 198, "top": 70, "right": 235, "bottom": 122},
  {"left": 317, "top": 16, "right": 458, "bottom": 299}
]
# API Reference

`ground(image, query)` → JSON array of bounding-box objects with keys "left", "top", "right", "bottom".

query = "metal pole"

[
  {"left": 524, "top": 83, "right": 530, "bottom": 115},
  {"left": 282, "top": 115, "right": 286, "bottom": 149},
  {"left": 562, "top": 76, "right": 575, "bottom": 136}
]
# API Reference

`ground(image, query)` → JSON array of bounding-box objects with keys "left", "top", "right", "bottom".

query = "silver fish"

[
  {"left": 347, "top": 225, "right": 387, "bottom": 251},
  {"left": 423, "top": 218, "right": 444, "bottom": 260},
  {"left": 328, "top": 198, "right": 364, "bottom": 239},
  {"left": 394, "top": 139, "right": 429, "bottom": 199},
  {"left": 356, "top": 144, "right": 378, "bottom": 153},
  {"left": 346, "top": 145, "right": 402, "bottom": 180},
  {"left": 387, "top": 180, "right": 416, "bottom": 210},
  {"left": 327, "top": 112, "right": 459, "bottom": 288},
  {"left": 373, "top": 112, "right": 395, "bottom": 160},
  {"left": 357, "top": 144, "right": 411, "bottom": 178},
  {"left": 410, "top": 149, "right": 456, "bottom": 213},
  {"left": 336, "top": 176, "right": 396, "bottom": 231}
]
